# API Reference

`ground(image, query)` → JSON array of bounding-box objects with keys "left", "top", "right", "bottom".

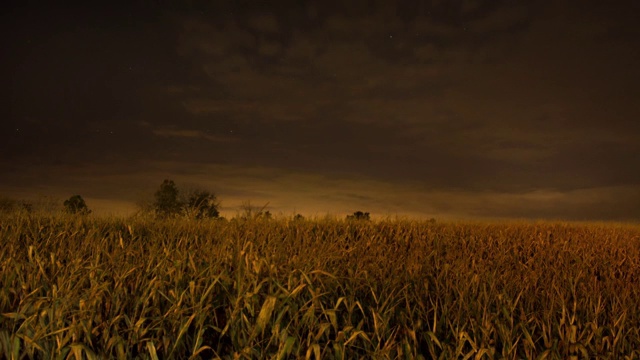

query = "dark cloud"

[{"left": 1, "top": 1, "right": 639, "bottom": 220}]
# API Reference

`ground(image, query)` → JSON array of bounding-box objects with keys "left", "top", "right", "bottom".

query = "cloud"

[
  {"left": 468, "top": 4, "right": 530, "bottom": 33},
  {"left": 4, "top": 2, "right": 639, "bottom": 222},
  {"left": 171, "top": 3, "right": 535, "bottom": 134},
  {"left": 247, "top": 13, "right": 280, "bottom": 33},
  {"left": 138, "top": 3, "right": 640, "bottom": 202},
  {"left": 152, "top": 127, "right": 238, "bottom": 143}
]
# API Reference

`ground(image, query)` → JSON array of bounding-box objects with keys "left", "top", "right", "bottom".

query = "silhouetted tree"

[
  {"left": 184, "top": 190, "right": 220, "bottom": 219},
  {"left": 63, "top": 195, "right": 91, "bottom": 215},
  {"left": 293, "top": 213, "right": 305, "bottom": 221},
  {"left": 347, "top": 211, "right": 370, "bottom": 221},
  {"left": 153, "top": 179, "right": 182, "bottom": 218}
]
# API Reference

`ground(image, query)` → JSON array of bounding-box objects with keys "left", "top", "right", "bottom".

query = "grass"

[{"left": 1, "top": 211, "right": 639, "bottom": 359}]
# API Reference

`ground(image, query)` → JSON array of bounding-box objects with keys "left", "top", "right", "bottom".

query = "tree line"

[{"left": 1, "top": 179, "right": 378, "bottom": 221}]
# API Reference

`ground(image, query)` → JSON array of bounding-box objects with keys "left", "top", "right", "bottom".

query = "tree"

[
  {"left": 153, "top": 179, "right": 182, "bottom": 218},
  {"left": 152, "top": 180, "right": 221, "bottom": 219},
  {"left": 63, "top": 195, "right": 91, "bottom": 215},
  {"left": 346, "top": 211, "right": 370, "bottom": 221},
  {"left": 184, "top": 190, "right": 220, "bottom": 219}
]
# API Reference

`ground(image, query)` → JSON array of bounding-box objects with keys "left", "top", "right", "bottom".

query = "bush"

[{"left": 346, "top": 211, "right": 370, "bottom": 221}]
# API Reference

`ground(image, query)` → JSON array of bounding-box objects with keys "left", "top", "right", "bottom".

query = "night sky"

[{"left": 2, "top": 1, "right": 640, "bottom": 220}]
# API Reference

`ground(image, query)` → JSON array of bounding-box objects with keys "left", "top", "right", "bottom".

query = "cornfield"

[{"left": 1, "top": 211, "right": 639, "bottom": 359}]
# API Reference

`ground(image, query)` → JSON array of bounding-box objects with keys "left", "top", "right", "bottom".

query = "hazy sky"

[{"left": 2, "top": 1, "right": 639, "bottom": 220}]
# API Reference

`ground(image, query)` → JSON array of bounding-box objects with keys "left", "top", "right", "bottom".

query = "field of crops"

[{"left": 1, "top": 212, "right": 639, "bottom": 359}]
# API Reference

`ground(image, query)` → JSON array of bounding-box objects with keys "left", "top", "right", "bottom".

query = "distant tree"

[
  {"left": 184, "top": 190, "right": 220, "bottom": 219},
  {"left": 293, "top": 213, "right": 305, "bottom": 221},
  {"left": 153, "top": 179, "right": 182, "bottom": 218},
  {"left": 63, "top": 195, "right": 91, "bottom": 215},
  {"left": 347, "top": 211, "right": 370, "bottom": 221}
]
